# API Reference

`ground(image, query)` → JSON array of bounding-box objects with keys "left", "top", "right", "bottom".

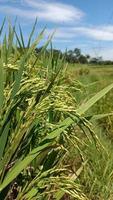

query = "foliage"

[{"left": 79, "top": 127, "right": 113, "bottom": 200}]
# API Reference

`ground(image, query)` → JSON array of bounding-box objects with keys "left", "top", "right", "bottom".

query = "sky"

[{"left": 0, "top": 0, "right": 113, "bottom": 60}]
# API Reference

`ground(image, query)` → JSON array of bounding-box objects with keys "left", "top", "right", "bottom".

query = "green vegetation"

[
  {"left": 36, "top": 47, "right": 113, "bottom": 65},
  {"left": 0, "top": 20, "right": 113, "bottom": 200}
]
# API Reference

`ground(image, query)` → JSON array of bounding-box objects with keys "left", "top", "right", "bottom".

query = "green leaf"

[
  {"left": 87, "top": 113, "right": 113, "bottom": 121},
  {"left": 0, "top": 122, "right": 10, "bottom": 160},
  {"left": 0, "top": 60, "right": 4, "bottom": 110},
  {"left": 0, "top": 143, "right": 52, "bottom": 192},
  {"left": 0, "top": 18, "right": 5, "bottom": 36},
  {"left": 27, "top": 18, "right": 37, "bottom": 48},
  {"left": 19, "top": 24, "right": 25, "bottom": 49},
  {"left": 23, "top": 188, "right": 38, "bottom": 200},
  {"left": 7, "top": 22, "right": 15, "bottom": 58},
  {"left": 76, "top": 83, "right": 113, "bottom": 115},
  {"left": 11, "top": 28, "right": 45, "bottom": 99}
]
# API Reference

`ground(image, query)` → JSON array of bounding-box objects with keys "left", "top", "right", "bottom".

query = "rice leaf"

[
  {"left": 0, "top": 60, "right": 4, "bottom": 110},
  {"left": 77, "top": 83, "right": 113, "bottom": 115}
]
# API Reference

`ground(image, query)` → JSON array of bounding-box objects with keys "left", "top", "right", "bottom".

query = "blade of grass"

[
  {"left": 0, "top": 144, "right": 53, "bottom": 192},
  {"left": 7, "top": 21, "right": 15, "bottom": 58},
  {"left": 11, "top": 28, "right": 45, "bottom": 99},
  {"left": 19, "top": 24, "right": 25, "bottom": 49},
  {"left": 0, "top": 60, "right": 4, "bottom": 111},
  {"left": 27, "top": 18, "right": 37, "bottom": 48},
  {"left": 0, "top": 18, "right": 5, "bottom": 36},
  {"left": 0, "top": 122, "right": 10, "bottom": 160},
  {"left": 86, "top": 113, "right": 113, "bottom": 121},
  {"left": 76, "top": 83, "right": 113, "bottom": 115}
]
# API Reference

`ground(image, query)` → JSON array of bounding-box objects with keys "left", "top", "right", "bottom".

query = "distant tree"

[
  {"left": 66, "top": 50, "right": 77, "bottom": 63},
  {"left": 79, "top": 55, "right": 88, "bottom": 64},
  {"left": 35, "top": 47, "right": 113, "bottom": 65},
  {"left": 86, "top": 54, "right": 90, "bottom": 59},
  {"left": 103, "top": 60, "right": 113, "bottom": 65},
  {"left": 90, "top": 57, "right": 99, "bottom": 64},
  {"left": 67, "top": 50, "right": 73, "bottom": 56},
  {"left": 52, "top": 49, "right": 62, "bottom": 60},
  {"left": 86, "top": 54, "right": 90, "bottom": 63},
  {"left": 98, "top": 56, "right": 103, "bottom": 64},
  {"left": 35, "top": 47, "right": 43, "bottom": 53},
  {"left": 90, "top": 56, "right": 103, "bottom": 65},
  {"left": 65, "top": 48, "right": 81, "bottom": 63},
  {"left": 74, "top": 48, "right": 81, "bottom": 60},
  {"left": 65, "top": 48, "right": 89, "bottom": 64}
]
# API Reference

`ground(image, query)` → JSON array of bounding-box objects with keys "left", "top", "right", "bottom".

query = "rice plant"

[{"left": 0, "top": 20, "right": 113, "bottom": 200}]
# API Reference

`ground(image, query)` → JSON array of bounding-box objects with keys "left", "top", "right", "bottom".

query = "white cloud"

[
  {"left": 53, "top": 38, "right": 72, "bottom": 43},
  {"left": 46, "top": 25, "right": 113, "bottom": 41},
  {"left": 0, "top": 0, "right": 84, "bottom": 23},
  {"left": 46, "top": 27, "right": 113, "bottom": 60},
  {"left": 73, "top": 26, "right": 113, "bottom": 41},
  {"left": 45, "top": 28, "right": 76, "bottom": 39}
]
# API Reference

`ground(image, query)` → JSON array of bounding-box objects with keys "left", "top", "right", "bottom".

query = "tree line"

[{"left": 35, "top": 47, "right": 113, "bottom": 65}]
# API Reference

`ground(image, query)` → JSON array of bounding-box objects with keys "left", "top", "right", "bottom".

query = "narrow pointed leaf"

[
  {"left": 0, "top": 18, "right": 5, "bottom": 36},
  {"left": 77, "top": 83, "right": 113, "bottom": 115},
  {"left": 0, "top": 122, "right": 10, "bottom": 160},
  {"left": 0, "top": 143, "right": 52, "bottom": 192},
  {"left": 0, "top": 60, "right": 4, "bottom": 110},
  {"left": 27, "top": 18, "right": 37, "bottom": 48}
]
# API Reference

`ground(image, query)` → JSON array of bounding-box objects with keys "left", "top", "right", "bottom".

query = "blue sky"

[{"left": 0, "top": 0, "right": 113, "bottom": 60}]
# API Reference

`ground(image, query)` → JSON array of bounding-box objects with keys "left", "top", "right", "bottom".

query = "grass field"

[
  {"left": 68, "top": 64, "right": 113, "bottom": 84},
  {"left": 67, "top": 64, "right": 113, "bottom": 136},
  {"left": 67, "top": 64, "right": 113, "bottom": 106},
  {"left": 66, "top": 64, "right": 113, "bottom": 199}
]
